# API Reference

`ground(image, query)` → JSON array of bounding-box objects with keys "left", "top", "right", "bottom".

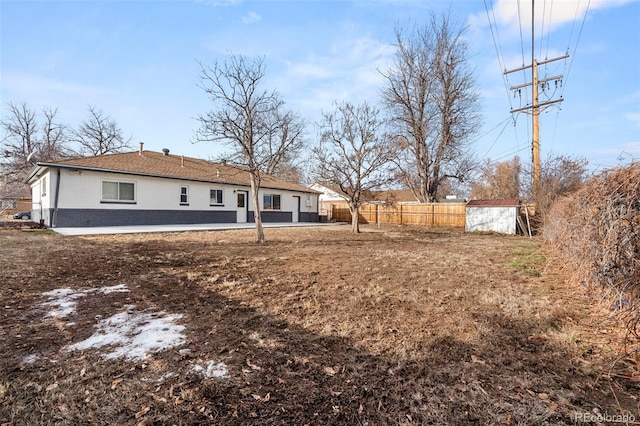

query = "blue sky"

[{"left": 1, "top": 0, "right": 639, "bottom": 173}]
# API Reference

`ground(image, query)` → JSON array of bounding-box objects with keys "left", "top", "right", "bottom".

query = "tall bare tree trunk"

[
  {"left": 195, "top": 55, "right": 305, "bottom": 244},
  {"left": 249, "top": 173, "right": 265, "bottom": 243},
  {"left": 349, "top": 203, "right": 360, "bottom": 233}
]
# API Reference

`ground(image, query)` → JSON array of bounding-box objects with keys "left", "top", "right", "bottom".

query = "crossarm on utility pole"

[{"left": 510, "top": 98, "right": 564, "bottom": 114}]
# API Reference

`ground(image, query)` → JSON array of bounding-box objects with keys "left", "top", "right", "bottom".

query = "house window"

[
  {"left": 102, "top": 181, "right": 135, "bottom": 202},
  {"left": 42, "top": 177, "right": 47, "bottom": 196},
  {"left": 305, "top": 194, "right": 311, "bottom": 207},
  {"left": 263, "top": 194, "right": 281, "bottom": 210},
  {"left": 0, "top": 200, "right": 17, "bottom": 209},
  {"left": 180, "top": 186, "right": 189, "bottom": 205},
  {"left": 210, "top": 189, "right": 223, "bottom": 206}
]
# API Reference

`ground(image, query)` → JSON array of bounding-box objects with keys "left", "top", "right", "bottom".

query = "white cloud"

[
  {"left": 1, "top": 72, "right": 116, "bottom": 108},
  {"left": 625, "top": 112, "right": 640, "bottom": 127},
  {"left": 195, "top": 0, "right": 242, "bottom": 7},
  {"left": 276, "top": 36, "right": 394, "bottom": 118},
  {"left": 285, "top": 61, "right": 334, "bottom": 79},
  {"left": 595, "top": 141, "right": 640, "bottom": 155},
  {"left": 242, "top": 11, "right": 261, "bottom": 24},
  {"left": 472, "top": 0, "right": 637, "bottom": 33}
]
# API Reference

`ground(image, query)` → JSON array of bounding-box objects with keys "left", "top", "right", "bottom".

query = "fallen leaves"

[
  {"left": 251, "top": 392, "right": 271, "bottom": 403},
  {"left": 246, "top": 359, "right": 262, "bottom": 371},
  {"left": 135, "top": 406, "right": 150, "bottom": 419},
  {"left": 323, "top": 366, "right": 337, "bottom": 376},
  {"left": 471, "top": 355, "right": 486, "bottom": 365}
]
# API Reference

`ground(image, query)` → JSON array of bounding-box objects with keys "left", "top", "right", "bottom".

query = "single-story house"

[
  {"left": 309, "top": 183, "right": 348, "bottom": 204},
  {"left": 0, "top": 186, "right": 32, "bottom": 217},
  {"left": 465, "top": 199, "right": 520, "bottom": 234},
  {"left": 25, "top": 146, "right": 319, "bottom": 228}
]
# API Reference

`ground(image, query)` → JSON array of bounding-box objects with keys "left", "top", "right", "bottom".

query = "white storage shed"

[{"left": 465, "top": 199, "right": 520, "bottom": 235}]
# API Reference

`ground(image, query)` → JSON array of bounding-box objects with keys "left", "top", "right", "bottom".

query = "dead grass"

[{"left": 0, "top": 224, "right": 638, "bottom": 425}]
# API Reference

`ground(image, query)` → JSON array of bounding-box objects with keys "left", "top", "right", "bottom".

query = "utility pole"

[{"left": 504, "top": 0, "right": 567, "bottom": 212}]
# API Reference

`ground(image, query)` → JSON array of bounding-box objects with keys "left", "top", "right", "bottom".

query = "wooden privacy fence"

[{"left": 324, "top": 202, "right": 467, "bottom": 228}]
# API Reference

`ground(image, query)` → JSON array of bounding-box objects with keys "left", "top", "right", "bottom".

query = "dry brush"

[{"left": 544, "top": 162, "right": 640, "bottom": 342}]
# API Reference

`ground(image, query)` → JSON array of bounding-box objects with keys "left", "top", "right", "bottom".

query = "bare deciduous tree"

[
  {"left": 1, "top": 102, "right": 68, "bottom": 191},
  {"left": 312, "top": 101, "right": 396, "bottom": 233},
  {"left": 470, "top": 156, "right": 521, "bottom": 200},
  {"left": 40, "top": 106, "right": 68, "bottom": 161},
  {"left": 70, "top": 105, "right": 132, "bottom": 156},
  {"left": 523, "top": 153, "right": 589, "bottom": 217},
  {"left": 382, "top": 12, "right": 482, "bottom": 202},
  {"left": 195, "top": 54, "right": 305, "bottom": 243}
]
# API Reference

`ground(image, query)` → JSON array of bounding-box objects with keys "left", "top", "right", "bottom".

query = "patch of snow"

[
  {"left": 41, "top": 284, "right": 129, "bottom": 319},
  {"left": 21, "top": 354, "right": 38, "bottom": 365},
  {"left": 157, "top": 371, "right": 176, "bottom": 382},
  {"left": 67, "top": 308, "right": 185, "bottom": 361},
  {"left": 96, "top": 284, "right": 129, "bottom": 294},
  {"left": 190, "top": 360, "right": 229, "bottom": 379},
  {"left": 41, "top": 288, "right": 86, "bottom": 318}
]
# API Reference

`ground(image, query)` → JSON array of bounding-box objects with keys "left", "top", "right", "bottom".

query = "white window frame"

[
  {"left": 101, "top": 180, "right": 136, "bottom": 203},
  {"left": 210, "top": 188, "right": 224, "bottom": 206},
  {"left": 180, "top": 186, "right": 189, "bottom": 205},
  {"left": 263, "top": 194, "right": 281, "bottom": 210},
  {"left": 1, "top": 200, "right": 17, "bottom": 209}
]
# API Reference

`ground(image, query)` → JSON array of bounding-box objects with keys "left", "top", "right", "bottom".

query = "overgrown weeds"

[{"left": 544, "top": 162, "right": 640, "bottom": 346}]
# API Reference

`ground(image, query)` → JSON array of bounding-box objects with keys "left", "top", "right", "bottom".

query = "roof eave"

[{"left": 31, "top": 161, "right": 318, "bottom": 193}]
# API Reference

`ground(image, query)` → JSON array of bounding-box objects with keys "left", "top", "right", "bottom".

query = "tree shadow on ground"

[{"left": 1, "top": 232, "right": 637, "bottom": 425}]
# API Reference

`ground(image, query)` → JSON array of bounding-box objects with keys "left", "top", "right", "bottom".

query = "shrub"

[{"left": 544, "top": 162, "right": 640, "bottom": 340}]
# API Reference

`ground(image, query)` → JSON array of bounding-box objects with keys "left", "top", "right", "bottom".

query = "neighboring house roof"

[
  {"left": 467, "top": 199, "right": 520, "bottom": 207},
  {"left": 309, "top": 183, "right": 348, "bottom": 201},
  {"left": 311, "top": 183, "right": 419, "bottom": 204},
  {"left": 0, "top": 186, "right": 31, "bottom": 199},
  {"left": 370, "top": 189, "right": 418, "bottom": 203},
  {"left": 27, "top": 150, "right": 317, "bottom": 193}
]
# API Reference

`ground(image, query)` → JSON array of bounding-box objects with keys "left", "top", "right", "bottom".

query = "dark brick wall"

[
  {"left": 53, "top": 209, "right": 237, "bottom": 227},
  {"left": 299, "top": 212, "right": 319, "bottom": 222},
  {"left": 247, "top": 211, "right": 292, "bottom": 223},
  {"left": 50, "top": 208, "right": 317, "bottom": 228}
]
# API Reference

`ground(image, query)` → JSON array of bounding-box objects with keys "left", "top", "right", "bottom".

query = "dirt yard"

[{"left": 1, "top": 225, "right": 638, "bottom": 425}]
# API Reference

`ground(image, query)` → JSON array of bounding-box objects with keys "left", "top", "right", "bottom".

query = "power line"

[
  {"left": 487, "top": 143, "right": 530, "bottom": 164},
  {"left": 479, "top": 117, "right": 514, "bottom": 161},
  {"left": 516, "top": 0, "right": 530, "bottom": 108},
  {"left": 539, "top": 0, "right": 547, "bottom": 60},
  {"left": 517, "top": 0, "right": 526, "bottom": 67},
  {"left": 560, "top": 0, "right": 591, "bottom": 97},
  {"left": 483, "top": 0, "right": 514, "bottom": 111},
  {"left": 544, "top": 0, "right": 554, "bottom": 59}
]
